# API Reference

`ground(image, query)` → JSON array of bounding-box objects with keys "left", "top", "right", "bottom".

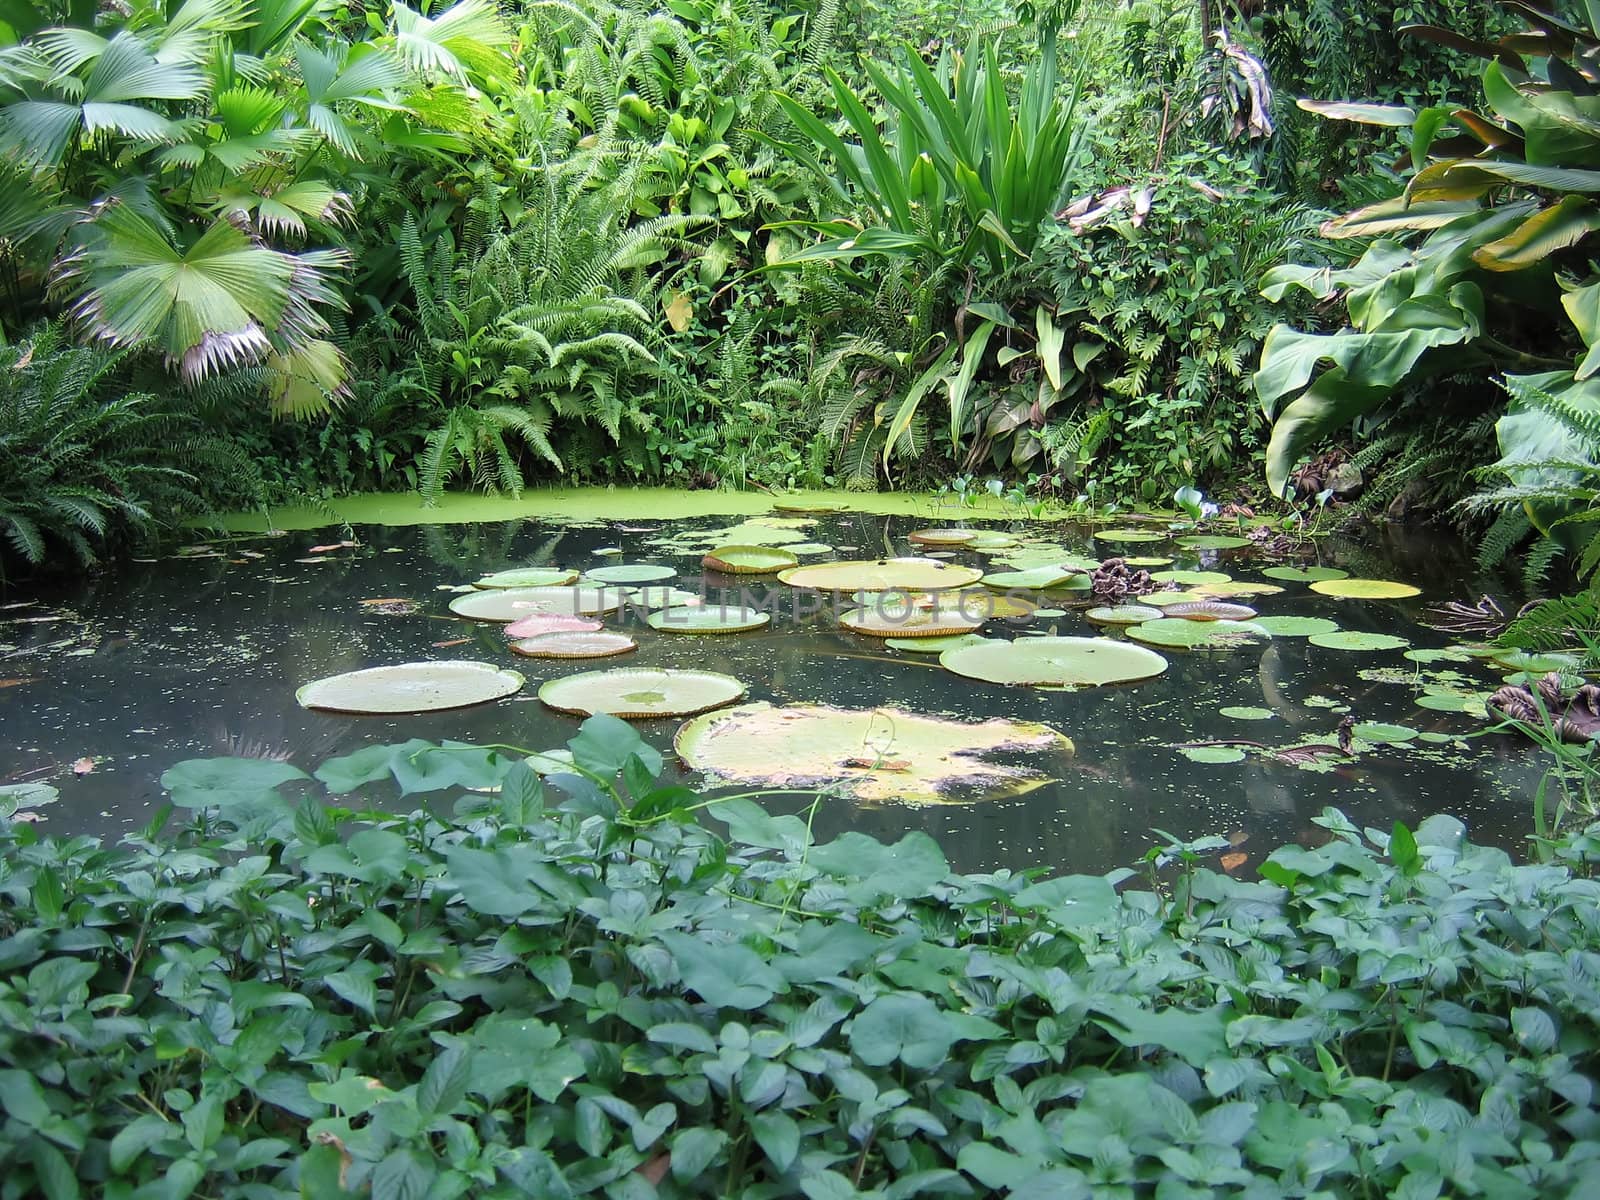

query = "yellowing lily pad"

[
  {"left": 908, "top": 528, "right": 978, "bottom": 545},
  {"left": 940, "top": 636, "right": 1168, "bottom": 687},
  {"left": 1125, "top": 618, "right": 1270, "bottom": 650},
  {"left": 839, "top": 606, "right": 986, "bottom": 638},
  {"left": 1261, "top": 565, "right": 1349, "bottom": 583},
  {"left": 583, "top": 563, "right": 677, "bottom": 585},
  {"left": 1307, "top": 631, "right": 1411, "bottom": 652},
  {"left": 675, "top": 702, "right": 1073, "bottom": 804},
  {"left": 702, "top": 545, "right": 799, "bottom": 574},
  {"left": 450, "top": 586, "right": 622, "bottom": 621},
  {"left": 646, "top": 606, "right": 771, "bottom": 634},
  {"left": 773, "top": 500, "right": 846, "bottom": 514},
  {"left": 539, "top": 668, "right": 745, "bottom": 719},
  {"left": 778, "top": 558, "right": 983, "bottom": 592},
  {"left": 511, "top": 631, "right": 638, "bottom": 659},
  {"left": 297, "top": 661, "right": 524, "bottom": 714},
  {"left": 1191, "top": 581, "right": 1286, "bottom": 599},
  {"left": 1309, "top": 578, "right": 1421, "bottom": 600},
  {"left": 474, "top": 567, "right": 579, "bottom": 589}
]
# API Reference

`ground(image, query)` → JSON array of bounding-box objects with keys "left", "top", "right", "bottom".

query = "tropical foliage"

[{"left": 5, "top": 717, "right": 1600, "bottom": 1196}]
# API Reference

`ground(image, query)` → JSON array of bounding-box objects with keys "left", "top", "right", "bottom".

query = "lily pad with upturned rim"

[
  {"left": 675, "top": 702, "right": 1072, "bottom": 804},
  {"left": 1094, "top": 528, "right": 1168, "bottom": 544},
  {"left": 772, "top": 500, "right": 847, "bottom": 514},
  {"left": 940, "top": 635, "right": 1168, "bottom": 687},
  {"left": 1162, "top": 600, "right": 1258, "bottom": 622},
  {"left": 539, "top": 668, "right": 746, "bottom": 719},
  {"left": 908, "top": 528, "right": 978, "bottom": 546},
  {"left": 510, "top": 631, "right": 638, "bottom": 659},
  {"left": 1086, "top": 604, "right": 1164, "bottom": 625},
  {"left": 778, "top": 558, "right": 983, "bottom": 592},
  {"left": 583, "top": 563, "right": 677, "bottom": 585},
  {"left": 1309, "top": 578, "right": 1422, "bottom": 600},
  {"left": 702, "top": 545, "right": 799, "bottom": 574},
  {"left": 450, "top": 586, "right": 623, "bottom": 621},
  {"left": 473, "top": 567, "right": 580, "bottom": 589},
  {"left": 646, "top": 606, "right": 771, "bottom": 634},
  {"left": 839, "top": 607, "right": 987, "bottom": 638},
  {"left": 297, "top": 661, "right": 525, "bottom": 714},
  {"left": 503, "top": 613, "right": 604, "bottom": 639}
]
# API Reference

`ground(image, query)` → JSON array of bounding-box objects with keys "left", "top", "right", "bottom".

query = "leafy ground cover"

[{"left": 2, "top": 717, "right": 1598, "bottom": 1197}]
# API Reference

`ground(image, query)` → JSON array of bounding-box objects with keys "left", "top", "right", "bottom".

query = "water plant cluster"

[{"left": 3, "top": 715, "right": 1599, "bottom": 1198}]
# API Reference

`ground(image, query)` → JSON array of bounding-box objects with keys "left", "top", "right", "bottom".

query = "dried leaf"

[
  {"left": 664, "top": 291, "right": 694, "bottom": 333},
  {"left": 71, "top": 757, "right": 96, "bottom": 776},
  {"left": 431, "top": 638, "right": 471, "bottom": 648},
  {"left": 1220, "top": 852, "right": 1248, "bottom": 872},
  {"left": 0, "top": 678, "right": 38, "bottom": 689},
  {"left": 842, "top": 756, "right": 912, "bottom": 771}
]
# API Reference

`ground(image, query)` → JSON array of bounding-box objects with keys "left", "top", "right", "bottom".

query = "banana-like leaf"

[
  {"left": 1412, "top": 159, "right": 1600, "bottom": 201},
  {"left": 1472, "top": 195, "right": 1600, "bottom": 271},
  {"left": 1297, "top": 99, "right": 1417, "bottom": 126},
  {"left": 882, "top": 340, "right": 958, "bottom": 470},
  {"left": 1491, "top": 370, "right": 1600, "bottom": 538},
  {"left": 1322, "top": 197, "right": 1484, "bottom": 238},
  {"left": 1563, "top": 282, "right": 1600, "bottom": 380}
]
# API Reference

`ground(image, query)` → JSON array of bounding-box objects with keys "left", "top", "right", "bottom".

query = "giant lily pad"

[
  {"left": 583, "top": 563, "right": 677, "bottom": 585},
  {"left": 510, "top": 632, "right": 637, "bottom": 659},
  {"left": 940, "top": 636, "right": 1168, "bottom": 687},
  {"left": 450, "top": 586, "right": 622, "bottom": 621},
  {"left": 1094, "top": 528, "right": 1167, "bottom": 543},
  {"left": 778, "top": 558, "right": 983, "bottom": 592},
  {"left": 1307, "top": 631, "right": 1411, "bottom": 652},
  {"left": 1252, "top": 616, "right": 1340, "bottom": 637},
  {"left": 675, "top": 702, "right": 1073, "bottom": 803},
  {"left": 1163, "top": 600, "right": 1258, "bottom": 622},
  {"left": 474, "top": 567, "right": 579, "bottom": 589},
  {"left": 1262, "top": 565, "right": 1349, "bottom": 583},
  {"left": 1309, "top": 578, "right": 1421, "bottom": 600},
  {"left": 646, "top": 606, "right": 771, "bottom": 634},
  {"left": 982, "top": 567, "right": 1090, "bottom": 590},
  {"left": 1191, "top": 581, "right": 1285, "bottom": 599},
  {"left": 908, "top": 528, "right": 977, "bottom": 546},
  {"left": 625, "top": 587, "right": 705, "bottom": 610},
  {"left": 1176, "top": 534, "right": 1252, "bottom": 550},
  {"left": 773, "top": 500, "right": 846, "bottom": 514},
  {"left": 702, "top": 545, "right": 799, "bottom": 574},
  {"left": 504, "top": 613, "right": 603, "bottom": 638},
  {"left": 839, "top": 606, "right": 986, "bottom": 638},
  {"left": 539, "top": 668, "right": 745, "bottom": 719},
  {"left": 885, "top": 633, "right": 991, "bottom": 654},
  {"left": 1086, "top": 604, "right": 1164, "bottom": 625},
  {"left": 1151, "top": 569, "right": 1232, "bottom": 586},
  {"left": 297, "top": 661, "right": 525, "bottom": 714},
  {"left": 1126, "top": 618, "right": 1270, "bottom": 650}
]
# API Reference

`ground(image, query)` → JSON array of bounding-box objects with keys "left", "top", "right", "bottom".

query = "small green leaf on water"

[
  {"left": 1252, "top": 616, "right": 1340, "bottom": 637},
  {"left": 1404, "top": 647, "right": 1477, "bottom": 664},
  {"left": 1353, "top": 722, "right": 1418, "bottom": 744},
  {"left": 1180, "top": 745, "right": 1246, "bottom": 764},
  {"left": 1219, "top": 706, "right": 1273, "bottom": 720},
  {"left": 1261, "top": 565, "right": 1349, "bottom": 583},
  {"left": 1415, "top": 690, "right": 1488, "bottom": 716},
  {"left": 1307, "top": 631, "right": 1411, "bottom": 652},
  {"left": 1176, "top": 534, "right": 1252, "bottom": 550}
]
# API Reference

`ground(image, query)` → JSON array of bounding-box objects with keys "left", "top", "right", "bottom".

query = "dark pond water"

[{"left": 0, "top": 504, "right": 1541, "bottom": 875}]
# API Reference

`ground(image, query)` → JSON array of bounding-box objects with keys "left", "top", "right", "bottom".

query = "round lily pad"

[
  {"left": 1163, "top": 600, "right": 1258, "bottom": 622},
  {"left": 1252, "top": 616, "right": 1340, "bottom": 637},
  {"left": 787, "top": 542, "right": 834, "bottom": 555},
  {"left": 1176, "top": 534, "right": 1251, "bottom": 550},
  {"left": 583, "top": 563, "right": 677, "bottom": 585},
  {"left": 1415, "top": 690, "right": 1488, "bottom": 715},
  {"left": 885, "top": 633, "right": 991, "bottom": 654},
  {"left": 624, "top": 586, "right": 705, "bottom": 610},
  {"left": 1094, "top": 528, "right": 1167, "bottom": 543},
  {"left": 474, "top": 567, "right": 579, "bottom": 589},
  {"left": 702, "top": 545, "right": 799, "bottom": 574},
  {"left": 772, "top": 500, "right": 846, "bottom": 514},
  {"left": 297, "top": 661, "right": 525, "bottom": 714},
  {"left": 1353, "top": 722, "right": 1418, "bottom": 744},
  {"left": 1404, "top": 647, "right": 1477, "bottom": 665},
  {"left": 1490, "top": 649, "right": 1585, "bottom": 673},
  {"left": 1307, "top": 631, "right": 1411, "bottom": 652},
  {"left": 1151, "top": 569, "right": 1231, "bottom": 586},
  {"left": 503, "top": 613, "right": 604, "bottom": 639},
  {"left": 968, "top": 533, "right": 1019, "bottom": 549},
  {"left": 1122, "top": 555, "right": 1173, "bottom": 567},
  {"left": 675, "top": 702, "right": 1072, "bottom": 804},
  {"left": 942, "top": 589, "right": 1036, "bottom": 620},
  {"left": 840, "top": 606, "right": 987, "bottom": 638},
  {"left": 1086, "top": 604, "right": 1164, "bottom": 625},
  {"left": 982, "top": 567, "right": 1089, "bottom": 590},
  {"left": 1309, "top": 578, "right": 1422, "bottom": 600},
  {"left": 1261, "top": 565, "right": 1349, "bottom": 583},
  {"left": 1179, "top": 745, "right": 1246, "bottom": 764},
  {"left": 940, "top": 636, "right": 1169, "bottom": 687},
  {"left": 646, "top": 606, "right": 771, "bottom": 634},
  {"left": 1143, "top": 590, "right": 1208, "bottom": 607},
  {"left": 1126, "top": 618, "right": 1270, "bottom": 650},
  {"left": 1219, "top": 706, "right": 1274, "bottom": 720},
  {"left": 908, "top": 528, "right": 977, "bottom": 546},
  {"left": 778, "top": 558, "right": 983, "bottom": 592},
  {"left": 538, "top": 668, "right": 746, "bottom": 719},
  {"left": 1191, "top": 581, "right": 1286, "bottom": 599},
  {"left": 0, "top": 782, "right": 60, "bottom": 818},
  {"left": 510, "top": 631, "right": 637, "bottom": 659},
  {"left": 450, "top": 586, "right": 622, "bottom": 621}
]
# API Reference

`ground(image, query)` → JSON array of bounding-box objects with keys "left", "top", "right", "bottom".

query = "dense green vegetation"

[{"left": 2, "top": 715, "right": 1599, "bottom": 1198}]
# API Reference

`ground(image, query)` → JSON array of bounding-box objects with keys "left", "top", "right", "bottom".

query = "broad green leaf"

[
  {"left": 849, "top": 992, "right": 959, "bottom": 1068},
  {"left": 658, "top": 931, "right": 787, "bottom": 1009}
]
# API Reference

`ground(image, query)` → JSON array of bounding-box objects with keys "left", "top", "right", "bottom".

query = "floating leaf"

[
  {"left": 451, "top": 587, "right": 623, "bottom": 621},
  {"left": 1415, "top": 690, "right": 1489, "bottom": 715},
  {"left": 1179, "top": 745, "right": 1246, "bottom": 764},
  {"left": 359, "top": 597, "right": 420, "bottom": 616},
  {"left": 473, "top": 568, "right": 580, "bottom": 589},
  {"left": 1354, "top": 722, "right": 1418, "bottom": 744},
  {"left": 1490, "top": 649, "right": 1585, "bottom": 673},
  {"left": 1163, "top": 600, "right": 1259, "bottom": 622},
  {"left": 839, "top": 606, "right": 986, "bottom": 638},
  {"left": 1252, "top": 616, "right": 1340, "bottom": 637},
  {"left": 1094, "top": 528, "right": 1167, "bottom": 543},
  {"left": 646, "top": 606, "right": 771, "bottom": 634},
  {"left": 503, "top": 613, "right": 604, "bottom": 638},
  {"left": 1142, "top": 590, "right": 1208, "bottom": 607},
  {"left": 583, "top": 563, "right": 677, "bottom": 585},
  {"left": 1151, "top": 569, "right": 1232, "bottom": 586},
  {"left": 297, "top": 662, "right": 525, "bottom": 714},
  {"left": 1191, "top": 581, "right": 1286, "bottom": 599},
  {"left": 0, "top": 782, "right": 60, "bottom": 819},
  {"left": 884, "top": 633, "right": 991, "bottom": 654},
  {"left": 1219, "top": 706, "right": 1274, "bottom": 720},
  {"left": 1085, "top": 605, "right": 1164, "bottom": 625},
  {"left": 1261, "top": 565, "right": 1349, "bottom": 583},
  {"left": 787, "top": 542, "right": 834, "bottom": 554},
  {"left": 1405, "top": 647, "right": 1478, "bottom": 664},
  {"left": 1176, "top": 534, "right": 1252, "bottom": 550},
  {"left": 1126, "top": 618, "right": 1270, "bottom": 650},
  {"left": 702, "top": 545, "right": 799, "bottom": 574},
  {"left": 1309, "top": 578, "right": 1422, "bottom": 600},
  {"left": 967, "top": 532, "right": 1019, "bottom": 549},
  {"left": 981, "top": 567, "right": 1089, "bottom": 589},
  {"left": 625, "top": 587, "right": 704, "bottom": 610},
  {"left": 1122, "top": 555, "right": 1173, "bottom": 567},
  {"left": 675, "top": 702, "right": 1072, "bottom": 803},
  {"left": 772, "top": 500, "right": 846, "bottom": 514},
  {"left": 778, "top": 558, "right": 983, "bottom": 591},
  {"left": 538, "top": 668, "right": 745, "bottom": 719},
  {"left": 940, "top": 636, "right": 1168, "bottom": 687},
  {"left": 1220, "top": 851, "right": 1249, "bottom": 871},
  {"left": 1307, "top": 631, "right": 1412, "bottom": 652},
  {"left": 908, "top": 528, "right": 977, "bottom": 546},
  {"left": 510, "top": 632, "right": 638, "bottom": 659}
]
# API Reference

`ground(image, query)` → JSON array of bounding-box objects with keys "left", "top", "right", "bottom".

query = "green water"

[{"left": 0, "top": 498, "right": 1542, "bottom": 874}]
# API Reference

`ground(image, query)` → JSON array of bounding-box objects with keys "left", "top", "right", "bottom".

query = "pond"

[{"left": 0, "top": 490, "right": 1542, "bottom": 874}]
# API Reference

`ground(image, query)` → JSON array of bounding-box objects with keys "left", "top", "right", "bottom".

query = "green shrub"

[{"left": 3, "top": 717, "right": 1599, "bottom": 1196}]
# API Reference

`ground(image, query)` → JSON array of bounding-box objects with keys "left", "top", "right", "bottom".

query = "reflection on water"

[{"left": 0, "top": 508, "right": 1543, "bottom": 874}]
